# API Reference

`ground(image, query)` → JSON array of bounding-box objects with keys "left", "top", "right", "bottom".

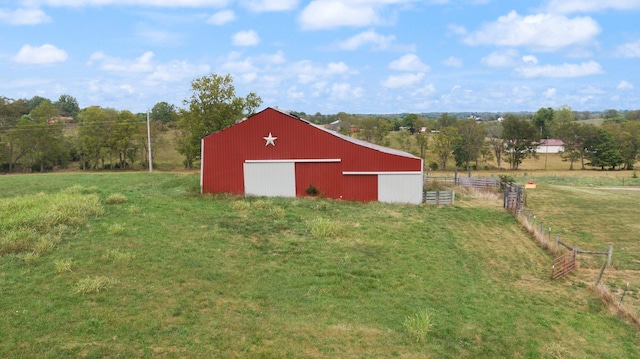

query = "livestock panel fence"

[
  {"left": 422, "top": 190, "right": 455, "bottom": 205},
  {"left": 424, "top": 175, "right": 500, "bottom": 190}
]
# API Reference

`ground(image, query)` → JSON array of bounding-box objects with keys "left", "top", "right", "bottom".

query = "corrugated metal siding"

[
  {"left": 378, "top": 173, "right": 423, "bottom": 204},
  {"left": 295, "top": 162, "right": 342, "bottom": 198},
  {"left": 244, "top": 162, "right": 295, "bottom": 197},
  {"left": 201, "top": 107, "right": 421, "bottom": 202}
]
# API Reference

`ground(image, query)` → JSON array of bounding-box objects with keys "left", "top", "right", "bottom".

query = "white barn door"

[
  {"left": 378, "top": 173, "right": 423, "bottom": 204},
  {"left": 243, "top": 161, "right": 296, "bottom": 198}
]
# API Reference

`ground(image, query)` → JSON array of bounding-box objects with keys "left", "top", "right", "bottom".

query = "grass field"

[{"left": 1, "top": 173, "right": 640, "bottom": 358}]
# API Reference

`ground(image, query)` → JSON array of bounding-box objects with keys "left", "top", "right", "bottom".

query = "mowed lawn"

[{"left": 1, "top": 173, "right": 639, "bottom": 358}]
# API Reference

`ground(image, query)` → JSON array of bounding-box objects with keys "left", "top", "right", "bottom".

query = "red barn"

[{"left": 201, "top": 107, "right": 423, "bottom": 204}]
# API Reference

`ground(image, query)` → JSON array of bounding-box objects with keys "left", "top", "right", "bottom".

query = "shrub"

[
  {"left": 105, "top": 193, "right": 127, "bottom": 205},
  {"left": 428, "top": 162, "right": 439, "bottom": 171},
  {"left": 305, "top": 185, "right": 319, "bottom": 196},
  {"left": 498, "top": 174, "right": 516, "bottom": 184},
  {"left": 403, "top": 308, "right": 434, "bottom": 342}
]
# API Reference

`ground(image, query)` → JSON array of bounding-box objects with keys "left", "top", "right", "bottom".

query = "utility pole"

[{"left": 147, "top": 110, "right": 153, "bottom": 173}]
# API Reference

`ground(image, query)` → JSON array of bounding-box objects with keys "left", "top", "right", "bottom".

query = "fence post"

[
  {"left": 556, "top": 235, "right": 560, "bottom": 248},
  {"left": 606, "top": 244, "right": 613, "bottom": 267}
]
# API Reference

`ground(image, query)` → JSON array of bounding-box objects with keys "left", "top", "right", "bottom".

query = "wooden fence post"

[{"left": 606, "top": 244, "right": 613, "bottom": 267}]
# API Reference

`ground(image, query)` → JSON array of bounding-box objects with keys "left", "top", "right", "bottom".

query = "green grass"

[{"left": 1, "top": 173, "right": 639, "bottom": 358}]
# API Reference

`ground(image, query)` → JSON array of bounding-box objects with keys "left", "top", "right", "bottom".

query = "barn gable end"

[{"left": 201, "top": 107, "right": 423, "bottom": 204}]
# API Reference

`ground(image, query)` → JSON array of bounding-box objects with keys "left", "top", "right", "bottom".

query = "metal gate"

[{"left": 552, "top": 249, "right": 577, "bottom": 280}]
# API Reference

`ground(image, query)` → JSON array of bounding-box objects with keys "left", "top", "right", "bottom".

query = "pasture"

[{"left": 1, "top": 173, "right": 639, "bottom": 357}]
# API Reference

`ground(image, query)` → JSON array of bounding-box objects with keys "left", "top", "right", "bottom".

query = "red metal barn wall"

[{"left": 201, "top": 107, "right": 423, "bottom": 203}]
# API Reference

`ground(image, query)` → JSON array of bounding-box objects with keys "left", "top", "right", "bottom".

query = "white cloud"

[
  {"left": 617, "top": 80, "right": 634, "bottom": 90},
  {"left": 382, "top": 73, "right": 425, "bottom": 88},
  {"left": 481, "top": 50, "right": 519, "bottom": 68},
  {"left": 289, "top": 60, "right": 353, "bottom": 84},
  {"left": 442, "top": 56, "right": 462, "bottom": 67},
  {"left": 13, "top": 44, "right": 68, "bottom": 64},
  {"left": 135, "top": 26, "right": 182, "bottom": 46},
  {"left": 578, "top": 85, "right": 606, "bottom": 95},
  {"left": 88, "top": 51, "right": 155, "bottom": 73},
  {"left": 30, "top": 0, "right": 230, "bottom": 6},
  {"left": 326, "top": 62, "right": 349, "bottom": 74},
  {"left": 0, "top": 7, "right": 50, "bottom": 25},
  {"left": 521, "top": 55, "right": 538, "bottom": 64},
  {"left": 208, "top": 10, "right": 235, "bottom": 25},
  {"left": 329, "top": 82, "right": 363, "bottom": 101},
  {"left": 463, "top": 11, "right": 601, "bottom": 51},
  {"left": 516, "top": 60, "right": 604, "bottom": 78},
  {"left": 219, "top": 51, "right": 286, "bottom": 74},
  {"left": 336, "top": 30, "right": 396, "bottom": 50},
  {"left": 388, "top": 54, "right": 429, "bottom": 72},
  {"left": 543, "top": 88, "right": 557, "bottom": 98},
  {"left": 241, "top": 0, "right": 298, "bottom": 12},
  {"left": 232, "top": 30, "right": 260, "bottom": 46},
  {"left": 615, "top": 40, "right": 640, "bottom": 58},
  {"left": 447, "top": 24, "right": 467, "bottom": 36},
  {"left": 148, "top": 61, "right": 210, "bottom": 82},
  {"left": 299, "top": 0, "right": 381, "bottom": 30},
  {"left": 543, "top": 0, "right": 640, "bottom": 14}
]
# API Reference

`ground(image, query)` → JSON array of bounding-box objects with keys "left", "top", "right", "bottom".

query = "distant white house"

[{"left": 536, "top": 139, "right": 564, "bottom": 153}]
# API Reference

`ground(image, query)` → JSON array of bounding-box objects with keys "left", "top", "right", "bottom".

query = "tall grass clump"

[
  {"left": 403, "top": 308, "right": 434, "bottom": 343},
  {"left": 307, "top": 217, "right": 341, "bottom": 238},
  {"left": 106, "top": 223, "right": 126, "bottom": 236},
  {"left": 54, "top": 259, "right": 74, "bottom": 274},
  {"left": 105, "top": 193, "right": 127, "bottom": 205},
  {"left": 103, "top": 249, "right": 135, "bottom": 263},
  {"left": 74, "top": 276, "right": 117, "bottom": 295},
  {"left": 0, "top": 189, "right": 103, "bottom": 256}
]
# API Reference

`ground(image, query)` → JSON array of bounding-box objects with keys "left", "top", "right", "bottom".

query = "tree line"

[
  {"left": 2, "top": 73, "right": 639, "bottom": 173},
  {"left": 334, "top": 106, "right": 640, "bottom": 171}
]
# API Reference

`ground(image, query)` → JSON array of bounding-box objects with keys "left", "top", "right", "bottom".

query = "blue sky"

[{"left": 1, "top": 0, "right": 639, "bottom": 114}]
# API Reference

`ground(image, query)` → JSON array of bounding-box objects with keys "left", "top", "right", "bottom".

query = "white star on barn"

[{"left": 263, "top": 132, "right": 277, "bottom": 146}]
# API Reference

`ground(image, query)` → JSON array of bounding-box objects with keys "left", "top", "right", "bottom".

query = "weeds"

[
  {"left": 403, "top": 308, "right": 434, "bottom": 343},
  {"left": 106, "top": 223, "right": 125, "bottom": 236},
  {"left": 74, "top": 276, "right": 117, "bottom": 295},
  {"left": 0, "top": 189, "right": 103, "bottom": 256},
  {"left": 105, "top": 193, "right": 127, "bottom": 205},
  {"left": 54, "top": 259, "right": 74, "bottom": 274},
  {"left": 307, "top": 217, "right": 341, "bottom": 238},
  {"left": 103, "top": 249, "right": 135, "bottom": 263}
]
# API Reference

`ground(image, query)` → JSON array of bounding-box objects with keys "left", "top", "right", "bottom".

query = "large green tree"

[
  {"left": 77, "top": 106, "right": 118, "bottom": 169},
  {"left": 432, "top": 126, "right": 461, "bottom": 170},
  {"left": 586, "top": 128, "right": 624, "bottom": 170},
  {"left": 437, "top": 113, "right": 457, "bottom": 129},
  {"left": 502, "top": 115, "right": 539, "bottom": 170},
  {"left": 151, "top": 101, "right": 178, "bottom": 124},
  {"left": 532, "top": 107, "right": 555, "bottom": 138},
  {"left": 54, "top": 94, "right": 80, "bottom": 119},
  {"left": 485, "top": 121, "right": 503, "bottom": 168},
  {"left": 177, "top": 73, "right": 262, "bottom": 169},
  {"left": 0, "top": 98, "right": 30, "bottom": 172},
  {"left": 453, "top": 119, "right": 485, "bottom": 169}
]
